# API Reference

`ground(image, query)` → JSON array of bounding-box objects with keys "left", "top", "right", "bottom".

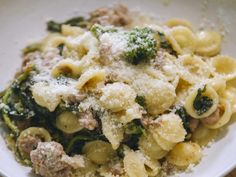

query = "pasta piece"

[
  {"left": 203, "top": 98, "right": 232, "bottom": 129},
  {"left": 132, "top": 78, "right": 176, "bottom": 116},
  {"left": 209, "top": 76, "right": 226, "bottom": 94},
  {"left": 77, "top": 68, "right": 106, "bottom": 90},
  {"left": 17, "top": 127, "right": 51, "bottom": 159},
  {"left": 164, "top": 18, "right": 192, "bottom": 29},
  {"left": 143, "top": 156, "right": 161, "bottom": 177},
  {"left": 61, "top": 25, "right": 85, "bottom": 36},
  {"left": 191, "top": 124, "right": 218, "bottom": 146},
  {"left": 65, "top": 32, "right": 99, "bottom": 60},
  {"left": 120, "top": 103, "right": 143, "bottom": 124},
  {"left": 168, "top": 26, "right": 197, "bottom": 54},
  {"left": 184, "top": 85, "right": 219, "bottom": 119},
  {"left": 149, "top": 128, "right": 176, "bottom": 151},
  {"left": 51, "top": 58, "right": 87, "bottom": 78},
  {"left": 123, "top": 150, "right": 148, "bottom": 177},
  {"left": 82, "top": 140, "right": 116, "bottom": 165},
  {"left": 56, "top": 111, "right": 83, "bottom": 134},
  {"left": 101, "top": 113, "right": 124, "bottom": 150},
  {"left": 167, "top": 142, "right": 202, "bottom": 168},
  {"left": 100, "top": 82, "right": 136, "bottom": 112},
  {"left": 75, "top": 157, "right": 97, "bottom": 177},
  {"left": 179, "top": 54, "right": 211, "bottom": 79},
  {"left": 31, "top": 82, "right": 61, "bottom": 112},
  {"left": 222, "top": 87, "right": 236, "bottom": 113},
  {"left": 151, "top": 113, "right": 186, "bottom": 143},
  {"left": 211, "top": 55, "right": 236, "bottom": 80},
  {"left": 42, "top": 34, "right": 66, "bottom": 50},
  {"left": 195, "top": 31, "right": 222, "bottom": 57},
  {"left": 139, "top": 132, "right": 168, "bottom": 160}
]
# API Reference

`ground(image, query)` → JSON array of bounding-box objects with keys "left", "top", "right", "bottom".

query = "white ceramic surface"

[{"left": 0, "top": 0, "right": 236, "bottom": 177}]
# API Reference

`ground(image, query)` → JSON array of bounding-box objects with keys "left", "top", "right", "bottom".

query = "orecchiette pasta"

[
  {"left": 151, "top": 113, "right": 187, "bottom": 143},
  {"left": 164, "top": 18, "right": 193, "bottom": 29},
  {"left": 77, "top": 68, "right": 106, "bottom": 90},
  {"left": 167, "top": 142, "right": 202, "bottom": 168},
  {"left": 133, "top": 78, "right": 176, "bottom": 116},
  {"left": 56, "top": 111, "right": 83, "bottom": 134},
  {"left": 100, "top": 82, "right": 136, "bottom": 112},
  {"left": 191, "top": 124, "right": 218, "bottom": 146},
  {"left": 168, "top": 26, "right": 197, "bottom": 54},
  {"left": 203, "top": 98, "right": 232, "bottom": 129},
  {"left": 82, "top": 140, "right": 116, "bottom": 165},
  {"left": 62, "top": 25, "right": 85, "bottom": 37},
  {"left": 101, "top": 113, "right": 124, "bottom": 150},
  {"left": 211, "top": 55, "right": 236, "bottom": 80},
  {"left": 195, "top": 31, "right": 222, "bottom": 57},
  {"left": 139, "top": 132, "right": 168, "bottom": 160},
  {"left": 184, "top": 85, "right": 219, "bottom": 119},
  {"left": 222, "top": 87, "right": 236, "bottom": 113}
]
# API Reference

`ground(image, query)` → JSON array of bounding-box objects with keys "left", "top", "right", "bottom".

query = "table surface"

[{"left": 226, "top": 168, "right": 236, "bottom": 177}]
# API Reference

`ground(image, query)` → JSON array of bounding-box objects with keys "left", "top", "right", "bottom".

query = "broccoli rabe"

[
  {"left": 124, "top": 27, "right": 157, "bottom": 65},
  {"left": 90, "top": 24, "right": 118, "bottom": 38},
  {"left": 47, "top": 16, "right": 89, "bottom": 33},
  {"left": 193, "top": 86, "right": 213, "bottom": 116}
]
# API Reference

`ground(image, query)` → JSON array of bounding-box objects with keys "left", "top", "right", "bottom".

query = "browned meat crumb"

[
  {"left": 90, "top": 4, "right": 132, "bottom": 26},
  {"left": 189, "top": 118, "right": 199, "bottom": 132},
  {"left": 17, "top": 134, "right": 41, "bottom": 159},
  {"left": 201, "top": 105, "right": 223, "bottom": 125},
  {"left": 79, "top": 110, "right": 98, "bottom": 130},
  {"left": 30, "top": 141, "right": 84, "bottom": 177}
]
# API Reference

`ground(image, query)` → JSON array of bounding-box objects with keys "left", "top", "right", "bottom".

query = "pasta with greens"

[{"left": 0, "top": 4, "right": 236, "bottom": 177}]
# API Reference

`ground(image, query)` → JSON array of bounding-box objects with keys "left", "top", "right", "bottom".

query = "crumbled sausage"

[
  {"left": 90, "top": 4, "right": 132, "bottom": 26},
  {"left": 189, "top": 118, "right": 199, "bottom": 132},
  {"left": 30, "top": 142, "right": 84, "bottom": 177},
  {"left": 201, "top": 106, "right": 222, "bottom": 125},
  {"left": 79, "top": 110, "right": 98, "bottom": 130}
]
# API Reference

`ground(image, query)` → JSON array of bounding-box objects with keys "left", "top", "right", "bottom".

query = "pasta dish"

[{"left": 0, "top": 4, "right": 236, "bottom": 177}]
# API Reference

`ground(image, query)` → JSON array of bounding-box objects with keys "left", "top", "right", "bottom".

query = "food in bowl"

[{"left": 0, "top": 4, "right": 235, "bottom": 177}]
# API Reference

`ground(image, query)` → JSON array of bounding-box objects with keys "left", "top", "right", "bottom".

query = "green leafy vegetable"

[
  {"left": 175, "top": 106, "right": 191, "bottom": 133},
  {"left": 135, "top": 95, "right": 146, "bottom": 107},
  {"left": 123, "top": 119, "right": 145, "bottom": 150},
  {"left": 90, "top": 24, "right": 118, "bottom": 38},
  {"left": 57, "top": 43, "right": 64, "bottom": 56},
  {"left": 124, "top": 27, "right": 157, "bottom": 65},
  {"left": 47, "top": 16, "right": 88, "bottom": 33},
  {"left": 193, "top": 86, "right": 213, "bottom": 116}
]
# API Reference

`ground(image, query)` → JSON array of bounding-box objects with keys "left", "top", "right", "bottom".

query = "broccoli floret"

[{"left": 124, "top": 27, "right": 157, "bottom": 65}]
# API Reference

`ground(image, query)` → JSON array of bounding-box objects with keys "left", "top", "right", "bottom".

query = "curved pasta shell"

[
  {"left": 153, "top": 113, "right": 186, "bottom": 143},
  {"left": 191, "top": 124, "right": 218, "bottom": 146},
  {"left": 100, "top": 82, "right": 136, "bottom": 112},
  {"left": 168, "top": 26, "right": 197, "bottom": 54},
  {"left": 149, "top": 128, "right": 176, "bottom": 151},
  {"left": 139, "top": 132, "right": 168, "bottom": 160},
  {"left": 61, "top": 25, "right": 85, "bottom": 36},
  {"left": 184, "top": 85, "right": 219, "bottom": 119},
  {"left": 123, "top": 151, "right": 148, "bottom": 177},
  {"left": 56, "top": 111, "right": 83, "bottom": 134},
  {"left": 204, "top": 98, "right": 232, "bottom": 129},
  {"left": 180, "top": 54, "right": 211, "bottom": 79},
  {"left": 77, "top": 68, "right": 106, "bottom": 90},
  {"left": 195, "top": 31, "right": 221, "bottom": 57},
  {"left": 164, "top": 18, "right": 192, "bottom": 29},
  {"left": 167, "top": 142, "right": 202, "bottom": 168},
  {"left": 211, "top": 55, "right": 236, "bottom": 80},
  {"left": 222, "top": 87, "right": 236, "bottom": 113},
  {"left": 42, "top": 34, "right": 66, "bottom": 50},
  {"left": 82, "top": 140, "right": 116, "bottom": 165},
  {"left": 101, "top": 113, "right": 124, "bottom": 150}
]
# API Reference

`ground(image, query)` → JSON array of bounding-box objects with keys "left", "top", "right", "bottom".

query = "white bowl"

[{"left": 0, "top": 0, "right": 236, "bottom": 177}]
